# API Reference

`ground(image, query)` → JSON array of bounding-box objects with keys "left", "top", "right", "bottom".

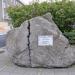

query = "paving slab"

[{"left": 0, "top": 47, "right": 75, "bottom": 75}]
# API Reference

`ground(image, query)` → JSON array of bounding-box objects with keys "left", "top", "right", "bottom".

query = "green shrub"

[
  {"left": 50, "top": 1, "right": 75, "bottom": 32},
  {"left": 64, "top": 31, "right": 75, "bottom": 44},
  {"left": 7, "top": 2, "right": 50, "bottom": 28},
  {"left": 7, "top": 1, "right": 75, "bottom": 33}
]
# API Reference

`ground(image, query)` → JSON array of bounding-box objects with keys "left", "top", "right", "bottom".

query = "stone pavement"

[
  {"left": 0, "top": 47, "right": 75, "bottom": 75},
  {"left": 0, "top": 22, "right": 10, "bottom": 32}
]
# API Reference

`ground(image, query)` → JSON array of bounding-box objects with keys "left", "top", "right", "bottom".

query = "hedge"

[
  {"left": 64, "top": 31, "right": 75, "bottom": 44},
  {"left": 7, "top": 1, "right": 75, "bottom": 33}
]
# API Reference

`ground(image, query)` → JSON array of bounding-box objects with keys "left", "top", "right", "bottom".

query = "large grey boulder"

[{"left": 7, "top": 13, "right": 75, "bottom": 68}]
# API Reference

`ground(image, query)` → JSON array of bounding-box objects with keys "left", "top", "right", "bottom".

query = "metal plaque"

[{"left": 38, "top": 35, "right": 53, "bottom": 46}]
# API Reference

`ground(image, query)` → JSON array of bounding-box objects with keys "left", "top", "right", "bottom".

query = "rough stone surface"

[
  {"left": 43, "top": 13, "right": 62, "bottom": 34},
  {"left": 6, "top": 21, "right": 30, "bottom": 67},
  {"left": 6, "top": 13, "right": 75, "bottom": 68},
  {"left": 30, "top": 17, "right": 69, "bottom": 68}
]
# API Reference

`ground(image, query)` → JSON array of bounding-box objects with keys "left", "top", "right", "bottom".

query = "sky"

[
  {"left": 20, "top": 0, "right": 33, "bottom": 4},
  {"left": 20, "top": 0, "right": 56, "bottom": 4},
  {"left": 20, "top": 0, "right": 73, "bottom": 4},
  {"left": 20, "top": 0, "right": 74, "bottom": 5}
]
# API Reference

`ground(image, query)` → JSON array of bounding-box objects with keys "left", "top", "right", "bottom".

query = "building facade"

[
  {"left": 0, "top": 0, "right": 23, "bottom": 22},
  {"left": 0, "top": 0, "right": 3, "bottom": 21}
]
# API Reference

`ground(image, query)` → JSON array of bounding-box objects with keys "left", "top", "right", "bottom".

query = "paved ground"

[
  {"left": 0, "top": 47, "right": 75, "bottom": 75},
  {"left": 0, "top": 35, "right": 6, "bottom": 47},
  {"left": 0, "top": 22, "right": 10, "bottom": 48},
  {"left": 0, "top": 22, "right": 10, "bottom": 32}
]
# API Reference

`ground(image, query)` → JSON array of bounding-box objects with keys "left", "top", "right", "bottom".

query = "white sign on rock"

[{"left": 38, "top": 35, "right": 53, "bottom": 46}]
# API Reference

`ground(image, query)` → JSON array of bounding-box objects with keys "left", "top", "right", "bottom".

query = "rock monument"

[{"left": 6, "top": 13, "right": 75, "bottom": 68}]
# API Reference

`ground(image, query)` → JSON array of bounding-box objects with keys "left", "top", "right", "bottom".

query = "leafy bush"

[
  {"left": 50, "top": 1, "right": 75, "bottom": 32},
  {"left": 7, "top": 1, "right": 75, "bottom": 33},
  {"left": 7, "top": 2, "right": 50, "bottom": 28},
  {"left": 64, "top": 31, "right": 75, "bottom": 44}
]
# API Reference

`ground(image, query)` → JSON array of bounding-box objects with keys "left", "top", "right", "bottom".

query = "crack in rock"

[
  {"left": 12, "top": 20, "right": 32, "bottom": 67},
  {"left": 27, "top": 20, "right": 31, "bottom": 66}
]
